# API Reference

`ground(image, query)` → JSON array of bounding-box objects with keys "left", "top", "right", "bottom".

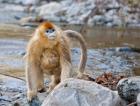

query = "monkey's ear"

[{"left": 35, "top": 29, "right": 41, "bottom": 36}]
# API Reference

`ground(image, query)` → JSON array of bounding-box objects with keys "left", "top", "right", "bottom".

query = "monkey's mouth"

[
  {"left": 48, "top": 36, "right": 56, "bottom": 40},
  {"left": 45, "top": 32, "right": 56, "bottom": 40}
]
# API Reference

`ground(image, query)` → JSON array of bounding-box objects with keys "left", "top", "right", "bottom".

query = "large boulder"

[
  {"left": 42, "top": 78, "right": 124, "bottom": 106},
  {"left": 117, "top": 76, "right": 140, "bottom": 103}
]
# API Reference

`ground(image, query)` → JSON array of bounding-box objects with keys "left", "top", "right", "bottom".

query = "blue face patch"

[{"left": 45, "top": 29, "right": 56, "bottom": 39}]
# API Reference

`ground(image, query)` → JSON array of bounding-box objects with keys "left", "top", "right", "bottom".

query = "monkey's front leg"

[{"left": 26, "top": 61, "right": 44, "bottom": 101}]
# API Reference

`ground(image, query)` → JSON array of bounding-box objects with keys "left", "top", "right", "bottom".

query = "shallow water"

[{"left": 59, "top": 24, "right": 140, "bottom": 49}]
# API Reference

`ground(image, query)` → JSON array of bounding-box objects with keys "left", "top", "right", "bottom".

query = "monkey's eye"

[
  {"left": 46, "top": 30, "right": 49, "bottom": 33},
  {"left": 46, "top": 29, "right": 55, "bottom": 33},
  {"left": 52, "top": 29, "right": 55, "bottom": 32}
]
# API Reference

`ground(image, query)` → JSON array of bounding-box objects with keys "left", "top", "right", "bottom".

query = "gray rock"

[
  {"left": 117, "top": 77, "right": 140, "bottom": 103},
  {"left": 137, "top": 93, "right": 140, "bottom": 106},
  {"left": 42, "top": 78, "right": 124, "bottom": 106}
]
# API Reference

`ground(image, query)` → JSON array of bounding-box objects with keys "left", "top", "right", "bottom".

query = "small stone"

[{"left": 117, "top": 77, "right": 140, "bottom": 103}]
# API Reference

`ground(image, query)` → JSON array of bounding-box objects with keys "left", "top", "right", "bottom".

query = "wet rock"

[
  {"left": 42, "top": 78, "right": 124, "bottom": 106},
  {"left": 117, "top": 77, "right": 140, "bottom": 103}
]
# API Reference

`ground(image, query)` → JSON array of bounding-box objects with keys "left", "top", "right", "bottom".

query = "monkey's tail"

[{"left": 64, "top": 30, "right": 87, "bottom": 77}]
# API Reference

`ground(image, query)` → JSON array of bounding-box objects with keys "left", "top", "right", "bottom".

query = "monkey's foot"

[
  {"left": 47, "top": 84, "right": 56, "bottom": 93},
  {"left": 28, "top": 96, "right": 41, "bottom": 106}
]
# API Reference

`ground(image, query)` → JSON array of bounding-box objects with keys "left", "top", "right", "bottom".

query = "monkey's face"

[
  {"left": 45, "top": 28, "right": 56, "bottom": 40},
  {"left": 39, "top": 22, "right": 59, "bottom": 41}
]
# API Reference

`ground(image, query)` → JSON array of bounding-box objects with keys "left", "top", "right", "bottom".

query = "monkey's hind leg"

[{"left": 47, "top": 70, "right": 61, "bottom": 93}]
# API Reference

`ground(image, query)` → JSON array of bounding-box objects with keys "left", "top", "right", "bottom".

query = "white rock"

[
  {"left": 37, "top": 2, "right": 62, "bottom": 16},
  {"left": 42, "top": 78, "right": 124, "bottom": 106}
]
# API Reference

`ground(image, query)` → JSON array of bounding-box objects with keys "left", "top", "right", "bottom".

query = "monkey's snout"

[{"left": 47, "top": 32, "right": 56, "bottom": 39}]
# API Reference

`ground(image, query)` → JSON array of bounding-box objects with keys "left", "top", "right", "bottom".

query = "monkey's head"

[{"left": 37, "top": 21, "right": 61, "bottom": 41}]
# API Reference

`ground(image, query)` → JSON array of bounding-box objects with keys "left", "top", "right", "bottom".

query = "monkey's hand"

[
  {"left": 27, "top": 90, "right": 37, "bottom": 102},
  {"left": 37, "top": 86, "right": 46, "bottom": 93},
  {"left": 27, "top": 91, "right": 41, "bottom": 106}
]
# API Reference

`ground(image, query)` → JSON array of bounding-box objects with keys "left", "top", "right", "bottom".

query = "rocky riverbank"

[
  {"left": 0, "top": 38, "right": 140, "bottom": 106},
  {"left": 34, "top": 0, "right": 140, "bottom": 27},
  {"left": 0, "top": 0, "right": 139, "bottom": 27}
]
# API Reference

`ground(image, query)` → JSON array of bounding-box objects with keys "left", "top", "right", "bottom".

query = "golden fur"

[{"left": 25, "top": 21, "right": 87, "bottom": 101}]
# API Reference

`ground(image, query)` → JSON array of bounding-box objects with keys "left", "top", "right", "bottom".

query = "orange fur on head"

[{"left": 39, "top": 21, "right": 54, "bottom": 33}]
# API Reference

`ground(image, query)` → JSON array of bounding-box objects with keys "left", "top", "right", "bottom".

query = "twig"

[{"left": 0, "top": 73, "right": 25, "bottom": 81}]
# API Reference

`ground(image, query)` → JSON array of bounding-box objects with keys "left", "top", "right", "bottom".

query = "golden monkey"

[{"left": 25, "top": 21, "right": 87, "bottom": 101}]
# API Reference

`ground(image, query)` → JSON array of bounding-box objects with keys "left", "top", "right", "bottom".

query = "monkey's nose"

[{"left": 46, "top": 29, "right": 55, "bottom": 33}]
